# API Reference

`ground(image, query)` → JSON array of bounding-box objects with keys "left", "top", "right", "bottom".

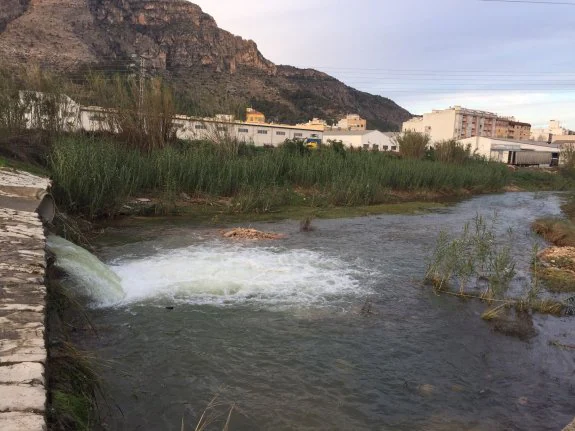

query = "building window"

[
  {"left": 372, "top": 144, "right": 379, "bottom": 150},
  {"left": 276, "top": 131, "right": 286, "bottom": 136},
  {"left": 363, "top": 144, "right": 369, "bottom": 149},
  {"left": 391, "top": 146, "right": 397, "bottom": 151},
  {"left": 217, "top": 126, "right": 227, "bottom": 131},
  {"left": 257, "top": 130, "right": 268, "bottom": 135},
  {"left": 383, "top": 145, "right": 389, "bottom": 151},
  {"left": 195, "top": 124, "right": 207, "bottom": 130},
  {"left": 294, "top": 133, "right": 302, "bottom": 137},
  {"left": 238, "top": 128, "right": 249, "bottom": 133}
]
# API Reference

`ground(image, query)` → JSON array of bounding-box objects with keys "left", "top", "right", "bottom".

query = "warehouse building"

[
  {"left": 323, "top": 130, "right": 397, "bottom": 152},
  {"left": 458, "top": 136, "right": 561, "bottom": 166}
]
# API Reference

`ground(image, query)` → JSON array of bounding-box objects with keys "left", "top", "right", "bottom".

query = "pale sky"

[{"left": 196, "top": 0, "right": 575, "bottom": 129}]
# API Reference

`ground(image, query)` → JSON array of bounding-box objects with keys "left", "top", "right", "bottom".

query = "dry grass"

[
  {"left": 529, "top": 299, "right": 566, "bottom": 316},
  {"left": 481, "top": 303, "right": 508, "bottom": 321},
  {"left": 532, "top": 218, "right": 575, "bottom": 247}
]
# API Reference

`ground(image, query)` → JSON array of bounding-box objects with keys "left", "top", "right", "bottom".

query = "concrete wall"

[{"left": 0, "top": 169, "right": 51, "bottom": 431}]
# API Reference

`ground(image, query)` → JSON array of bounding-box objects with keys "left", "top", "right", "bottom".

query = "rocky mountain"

[{"left": 0, "top": 0, "right": 411, "bottom": 130}]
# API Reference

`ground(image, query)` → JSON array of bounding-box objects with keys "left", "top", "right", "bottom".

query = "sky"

[{"left": 195, "top": 0, "right": 575, "bottom": 129}]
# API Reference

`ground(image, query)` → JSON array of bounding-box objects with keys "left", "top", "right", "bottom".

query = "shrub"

[
  {"left": 433, "top": 139, "right": 472, "bottom": 164},
  {"left": 395, "top": 131, "right": 430, "bottom": 160}
]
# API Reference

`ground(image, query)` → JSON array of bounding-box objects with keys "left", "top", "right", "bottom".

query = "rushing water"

[{"left": 56, "top": 192, "right": 575, "bottom": 430}]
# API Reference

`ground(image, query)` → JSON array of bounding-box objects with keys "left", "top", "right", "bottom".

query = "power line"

[{"left": 480, "top": 0, "right": 575, "bottom": 5}]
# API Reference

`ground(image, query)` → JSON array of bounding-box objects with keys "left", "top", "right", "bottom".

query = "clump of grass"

[
  {"left": 527, "top": 299, "right": 565, "bottom": 316},
  {"left": 182, "top": 393, "right": 236, "bottom": 431},
  {"left": 46, "top": 266, "right": 102, "bottom": 431},
  {"left": 481, "top": 303, "right": 508, "bottom": 321},
  {"left": 47, "top": 342, "right": 103, "bottom": 431},
  {"left": 532, "top": 218, "right": 575, "bottom": 247},
  {"left": 534, "top": 267, "right": 575, "bottom": 293},
  {"left": 300, "top": 215, "right": 315, "bottom": 232},
  {"left": 425, "top": 213, "right": 516, "bottom": 300}
]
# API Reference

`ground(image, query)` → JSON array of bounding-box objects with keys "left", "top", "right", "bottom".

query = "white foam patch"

[{"left": 110, "top": 243, "right": 367, "bottom": 307}]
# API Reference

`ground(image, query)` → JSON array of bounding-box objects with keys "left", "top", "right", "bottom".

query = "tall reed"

[{"left": 49, "top": 136, "right": 511, "bottom": 218}]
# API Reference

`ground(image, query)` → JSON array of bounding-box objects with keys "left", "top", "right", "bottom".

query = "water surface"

[{"left": 80, "top": 192, "right": 575, "bottom": 430}]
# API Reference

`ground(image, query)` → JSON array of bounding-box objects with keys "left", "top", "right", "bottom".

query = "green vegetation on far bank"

[{"left": 48, "top": 135, "right": 570, "bottom": 220}]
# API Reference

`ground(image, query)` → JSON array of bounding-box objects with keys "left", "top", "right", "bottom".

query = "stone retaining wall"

[{"left": 0, "top": 169, "right": 50, "bottom": 431}]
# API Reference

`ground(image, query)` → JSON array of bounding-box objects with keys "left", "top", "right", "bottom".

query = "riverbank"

[
  {"left": 47, "top": 135, "right": 575, "bottom": 220},
  {"left": 3, "top": 133, "right": 575, "bottom": 224},
  {"left": 533, "top": 194, "right": 575, "bottom": 294}
]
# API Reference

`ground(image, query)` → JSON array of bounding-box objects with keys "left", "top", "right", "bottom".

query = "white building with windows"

[
  {"left": 323, "top": 130, "right": 397, "bottom": 151},
  {"left": 173, "top": 115, "right": 323, "bottom": 146}
]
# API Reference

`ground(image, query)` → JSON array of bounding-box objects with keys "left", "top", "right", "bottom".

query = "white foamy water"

[
  {"left": 47, "top": 235, "right": 126, "bottom": 306},
  {"left": 110, "top": 243, "right": 366, "bottom": 306}
]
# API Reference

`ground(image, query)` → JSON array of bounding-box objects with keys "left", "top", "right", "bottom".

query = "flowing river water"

[{"left": 49, "top": 192, "right": 575, "bottom": 430}]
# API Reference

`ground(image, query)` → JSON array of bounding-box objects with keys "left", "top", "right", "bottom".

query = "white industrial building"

[
  {"left": 458, "top": 136, "right": 561, "bottom": 166},
  {"left": 173, "top": 115, "right": 323, "bottom": 146},
  {"left": 78, "top": 108, "right": 323, "bottom": 147},
  {"left": 323, "top": 130, "right": 397, "bottom": 152}
]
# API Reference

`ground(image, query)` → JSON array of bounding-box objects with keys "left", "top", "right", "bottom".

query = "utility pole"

[
  {"left": 130, "top": 54, "right": 147, "bottom": 118},
  {"left": 139, "top": 56, "right": 145, "bottom": 115}
]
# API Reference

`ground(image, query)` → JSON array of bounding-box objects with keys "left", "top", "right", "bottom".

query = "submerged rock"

[
  {"left": 491, "top": 310, "right": 537, "bottom": 341},
  {"left": 221, "top": 228, "right": 285, "bottom": 240},
  {"left": 417, "top": 384, "right": 435, "bottom": 396}
]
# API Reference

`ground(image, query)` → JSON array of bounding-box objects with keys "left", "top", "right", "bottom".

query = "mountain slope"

[{"left": 0, "top": 0, "right": 411, "bottom": 130}]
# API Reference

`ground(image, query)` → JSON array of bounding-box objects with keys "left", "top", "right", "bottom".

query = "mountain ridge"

[{"left": 0, "top": 0, "right": 411, "bottom": 130}]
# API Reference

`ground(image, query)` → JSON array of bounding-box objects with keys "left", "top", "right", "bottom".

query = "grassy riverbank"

[
  {"left": 533, "top": 194, "right": 575, "bottom": 294},
  {"left": 47, "top": 135, "right": 575, "bottom": 220}
]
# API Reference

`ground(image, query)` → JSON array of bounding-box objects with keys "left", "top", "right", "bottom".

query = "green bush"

[
  {"left": 396, "top": 131, "right": 430, "bottom": 160},
  {"left": 433, "top": 139, "right": 472, "bottom": 164}
]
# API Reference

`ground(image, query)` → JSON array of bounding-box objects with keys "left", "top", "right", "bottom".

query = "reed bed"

[{"left": 49, "top": 136, "right": 512, "bottom": 218}]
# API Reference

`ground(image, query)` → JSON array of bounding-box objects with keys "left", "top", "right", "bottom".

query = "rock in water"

[{"left": 222, "top": 228, "right": 285, "bottom": 240}]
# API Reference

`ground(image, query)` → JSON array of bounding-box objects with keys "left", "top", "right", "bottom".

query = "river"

[{"left": 60, "top": 192, "right": 575, "bottom": 430}]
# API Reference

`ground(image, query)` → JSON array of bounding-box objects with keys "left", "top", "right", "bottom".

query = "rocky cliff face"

[{"left": 0, "top": 0, "right": 411, "bottom": 129}]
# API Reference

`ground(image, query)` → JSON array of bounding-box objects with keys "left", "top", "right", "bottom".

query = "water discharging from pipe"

[
  {"left": 47, "top": 235, "right": 126, "bottom": 306},
  {"left": 47, "top": 236, "right": 367, "bottom": 308}
]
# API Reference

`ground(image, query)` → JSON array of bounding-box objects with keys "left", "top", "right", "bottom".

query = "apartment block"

[
  {"left": 246, "top": 108, "right": 266, "bottom": 124},
  {"left": 402, "top": 106, "right": 498, "bottom": 143},
  {"left": 495, "top": 117, "right": 531, "bottom": 140},
  {"left": 334, "top": 114, "right": 367, "bottom": 131},
  {"left": 531, "top": 120, "right": 575, "bottom": 142}
]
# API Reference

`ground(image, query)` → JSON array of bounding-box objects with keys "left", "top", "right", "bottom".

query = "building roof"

[
  {"left": 459, "top": 136, "right": 561, "bottom": 150},
  {"left": 323, "top": 130, "right": 378, "bottom": 136}
]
